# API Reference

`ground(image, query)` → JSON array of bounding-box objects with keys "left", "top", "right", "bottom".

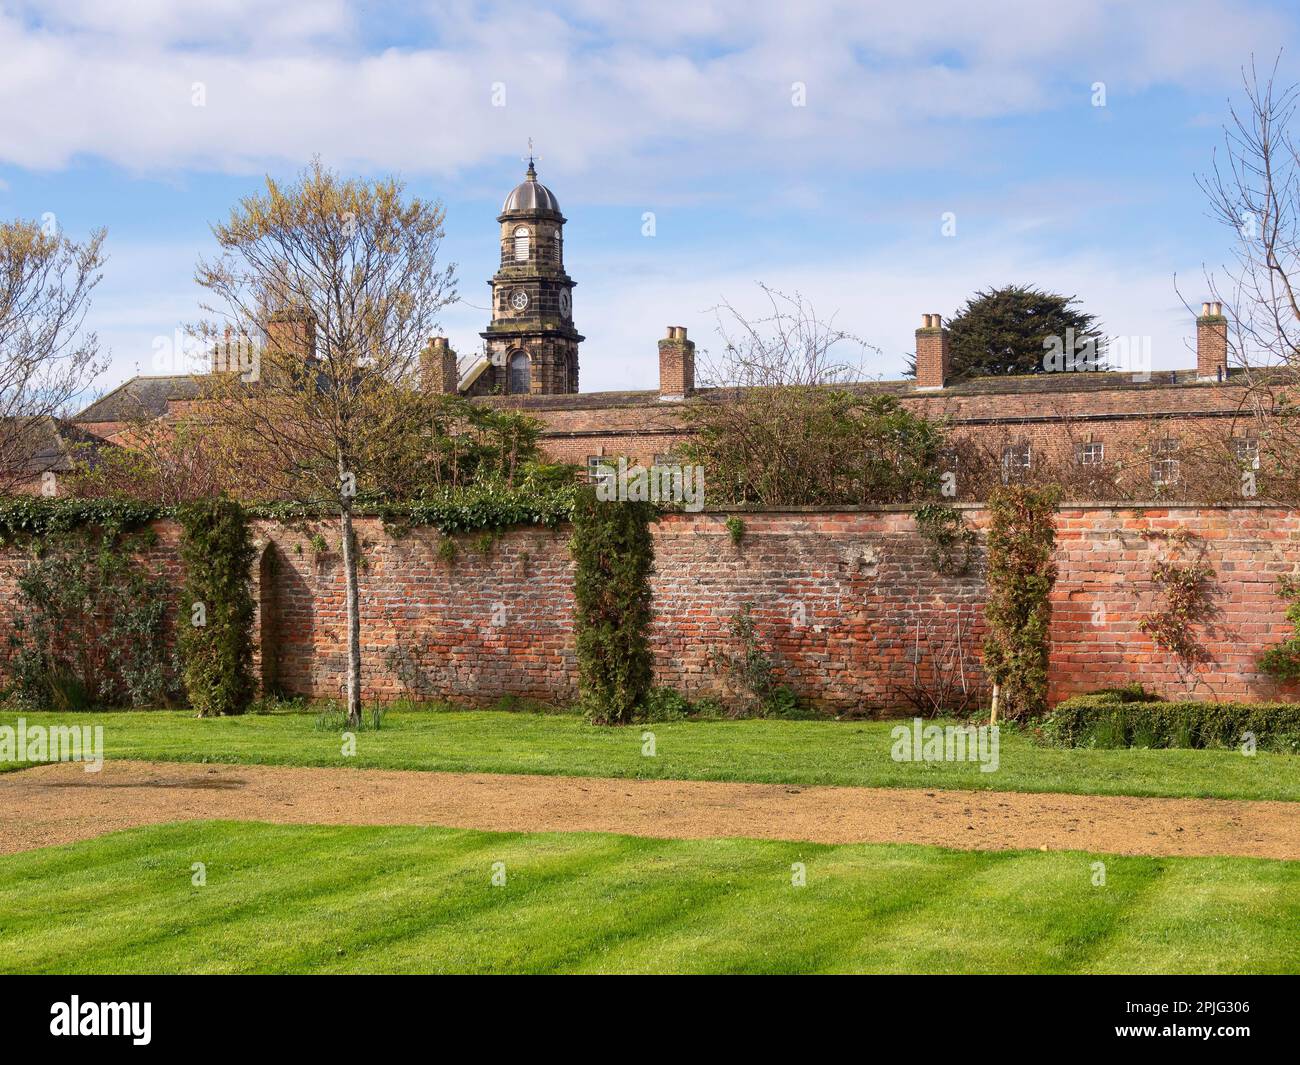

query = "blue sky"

[{"left": 0, "top": 0, "right": 1293, "bottom": 401}]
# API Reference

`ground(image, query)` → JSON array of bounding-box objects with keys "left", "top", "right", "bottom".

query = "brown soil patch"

[{"left": 1, "top": 760, "right": 1296, "bottom": 860}]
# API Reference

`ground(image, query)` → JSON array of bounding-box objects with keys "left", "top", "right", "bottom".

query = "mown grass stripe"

[{"left": 1, "top": 822, "right": 1296, "bottom": 974}]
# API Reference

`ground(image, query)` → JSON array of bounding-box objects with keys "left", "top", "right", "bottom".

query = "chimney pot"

[
  {"left": 1196, "top": 303, "right": 1227, "bottom": 381},
  {"left": 915, "top": 311, "right": 950, "bottom": 389},
  {"left": 659, "top": 326, "right": 695, "bottom": 401},
  {"left": 422, "top": 336, "right": 459, "bottom": 393}
]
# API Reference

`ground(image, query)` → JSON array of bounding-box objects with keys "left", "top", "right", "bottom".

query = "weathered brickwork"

[
  {"left": 486, "top": 375, "right": 1269, "bottom": 477},
  {"left": 0, "top": 509, "right": 1289, "bottom": 717},
  {"left": 1, "top": 507, "right": 1294, "bottom": 714}
]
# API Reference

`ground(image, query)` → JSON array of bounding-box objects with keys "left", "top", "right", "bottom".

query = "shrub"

[
  {"left": 982, "top": 485, "right": 1060, "bottom": 720},
  {"left": 1041, "top": 691, "right": 1300, "bottom": 752},
  {"left": 642, "top": 687, "right": 692, "bottom": 722},
  {"left": 710, "top": 603, "right": 818, "bottom": 719},
  {"left": 913, "top": 503, "right": 977, "bottom": 576},
  {"left": 682, "top": 390, "right": 943, "bottom": 507},
  {"left": 178, "top": 498, "right": 257, "bottom": 717},
  {"left": 4, "top": 530, "right": 180, "bottom": 709},
  {"left": 571, "top": 485, "right": 656, "bottom": 724},
  {"left": 1258, "top": 574, "right": 1300, "bottom": 681}
]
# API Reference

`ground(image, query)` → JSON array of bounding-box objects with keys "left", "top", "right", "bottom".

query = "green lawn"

[
  {"left": 1, "top": 708, "right": 1296, "bottom": 801},
  {"left": 0, "top": 821, "right": 1294, "bottom": 974}
]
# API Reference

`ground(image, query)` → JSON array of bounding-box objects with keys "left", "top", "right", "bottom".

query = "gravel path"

[{"left": 1, "top": 759, "right": 1297, "bottom": 859}]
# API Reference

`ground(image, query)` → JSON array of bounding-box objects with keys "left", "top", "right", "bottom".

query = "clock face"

[
  {"left": 558, "top": 290, "right": 571, "bottom": 318},
  {"left": 511, "top": 290, "right": 529, "bottom": 312}
]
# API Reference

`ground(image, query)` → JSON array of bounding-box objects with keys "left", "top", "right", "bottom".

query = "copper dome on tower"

[{"left": 501, "top": 160, "right": 561, "bottom": 214}]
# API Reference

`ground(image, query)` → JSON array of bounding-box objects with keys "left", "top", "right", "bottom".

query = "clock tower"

[{"left": 476, "top": 159, "right": 582, "bottom": 395}]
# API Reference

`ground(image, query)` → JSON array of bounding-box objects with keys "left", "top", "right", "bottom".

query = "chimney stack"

[
  {"left": 915, "top": 313, "right": 950, "bottom": 390},
  {"left": 422, "top": 336, "right": 459, "bottom": 393},
  {"left": 265, "top": 306, "right": 316, "bottom": 382},
  {"left": 658, "top": 325, "right": 695, "bottom": 401},
  {"left": 1196, "top": 301, "right": 1227, "bottom": 382}
]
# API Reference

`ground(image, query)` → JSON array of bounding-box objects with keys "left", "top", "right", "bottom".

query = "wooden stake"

[{"left": 990, "top": 683, "right": 1000, "bottom": 726}]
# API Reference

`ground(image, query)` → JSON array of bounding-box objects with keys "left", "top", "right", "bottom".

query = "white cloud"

[{"left": 0, "top": 0, "right": 1289, "bottom": 184}]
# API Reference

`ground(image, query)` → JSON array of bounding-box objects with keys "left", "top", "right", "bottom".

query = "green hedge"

[{"left": 1041, "top": 691, "right": 1300, "bottom": 753}]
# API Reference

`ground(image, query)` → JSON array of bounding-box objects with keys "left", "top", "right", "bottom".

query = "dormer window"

[{"left": 513, "top": 226, "right": 530, "bottom": 262}]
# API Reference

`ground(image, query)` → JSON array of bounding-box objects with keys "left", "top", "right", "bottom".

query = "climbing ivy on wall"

[
  {"left": 178, "top": 498, "right": 258, "bottom": 717},
  {"left": 0, "top": 484, "right": 579, "bottom": 543},
  {"left": 4, "top": 528, "right": 180, "bottom": 709},
  {"left": 913, "top": 503, "right": 978, "bottom": 576},
  {"left": 981, "top": 484, "right": 1060, "bottom": 721},
  {"left": 570, "top": 486, "right": 657, "bottom": 724},
  {"left": 1138, "top": 529, "right": 1217, "bottom": 678}
]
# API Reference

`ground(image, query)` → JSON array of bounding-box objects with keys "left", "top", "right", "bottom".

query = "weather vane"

[{"left": 523, "top": 137, "right": 539, "bottom": 172}]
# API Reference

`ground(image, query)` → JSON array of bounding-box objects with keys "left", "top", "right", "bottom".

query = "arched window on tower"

[
  {"left": 508, "top": 351, "right": 530, "bottom": 394},
  {"left": 553, "top": 230, "right": 562, "bottom": 266},
  {"left": 513, "top": 226, "right": 530, "bottom": 262}
]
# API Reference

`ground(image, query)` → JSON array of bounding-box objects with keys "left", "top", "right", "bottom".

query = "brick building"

[{"left": 71, "top": 167, "right": 1282, "bottom": 499}]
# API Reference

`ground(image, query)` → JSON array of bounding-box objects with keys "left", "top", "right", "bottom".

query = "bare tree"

[
  {"left": 681, "top": 284, "right": 943, "bottom": 505},
  {"left": 196, "top": 159, "right": 457, "bottom": 726},
  {"left": 0, "top": 220, "right": 107, "bottom": 491},
  {"left": 1196, "top": 53, "right": 1300, "bottom": 378},
  {"left": 698, "top": 283, "right": 875, "bottom": 388}
]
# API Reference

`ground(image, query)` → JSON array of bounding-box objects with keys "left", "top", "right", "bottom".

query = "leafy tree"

[
  {"left": 911, "top": 285, "right": 1104, "bottom": 380},
  {"left": 366, "top": 393, "right": 572, "bottom": 495},
  {"left": 196, "top": 159, "right": 457, "bottom": 726},
  {"left": 69, "top": 413, "right": 237, "bottom": 504}
]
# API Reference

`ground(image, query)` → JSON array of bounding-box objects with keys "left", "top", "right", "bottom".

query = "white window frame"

[
  {"left": 1001, "top": 442, "right": 1031, "bottom": 483},
  {"left": 1076, "top": 442, "right": 1104, "bottom": 466}
]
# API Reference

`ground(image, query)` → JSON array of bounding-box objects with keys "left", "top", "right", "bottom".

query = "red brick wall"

[
  {"left": 2, "top": 507, "right": 1296, "bottom": 713},
  {"left": 251, "top": 505, "right": 1300, "bottom": 712}
]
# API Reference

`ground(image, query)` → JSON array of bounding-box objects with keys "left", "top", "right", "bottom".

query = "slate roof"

[{"left": 75, "top": 375, "right": 207, "bottom": 423}]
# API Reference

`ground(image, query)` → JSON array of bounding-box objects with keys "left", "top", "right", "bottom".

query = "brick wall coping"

[{"left": 675, "top": 501, "right": 1295, "bottom": 515}]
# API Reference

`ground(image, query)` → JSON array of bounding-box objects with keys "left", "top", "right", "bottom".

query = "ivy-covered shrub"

[
  {"left": 914, "top": 503, "right": 978, "bottom": 576},
  {"left": 178, "top": 498, "right": 257, "bottom": 717},
  {"left": 982, "top": 484, "right": 1060, "bottom": 720},
  {"left": 709, "top": 603, "right": 814, "bottom": 718},
  {"left": 1258, "top": 575, "right": 1300, "bottom": 682},
  {"left": 4, "top": 530, "right": 180, "bottom": 709},
  {"left": 1041, "top": 690, "right": 1300, "bottom": 752},
  {"left": 570, "top": 486, "right": 656, "bottom": 724}
]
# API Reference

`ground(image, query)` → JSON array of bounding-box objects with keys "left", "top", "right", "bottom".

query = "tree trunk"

[{"left": 339, "top": 502, "right": 363, "bottom": 728}]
